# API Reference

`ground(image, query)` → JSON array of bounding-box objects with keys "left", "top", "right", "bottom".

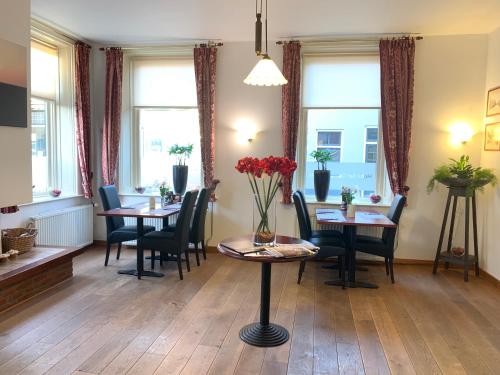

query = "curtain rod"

[
  {"left": 99, "top": 41, "right": 223, "bottom": 51},
  {"left": 276, "top": 34, "right": 423, "bottom": 44}
]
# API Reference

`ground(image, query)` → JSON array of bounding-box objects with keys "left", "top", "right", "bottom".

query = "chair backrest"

[
  {"left": 293, "top": 191, "right": 312, "bottom": 239},
  {"left": 295, "top": 190, "right": 314, "bottom": 233},
  {"left": 99, "top": 185, "right": 125, "bottom": 234},
  {"left": 190, "top": 188, "right": 213, "bottom": 243},
  {"left": 382, "top": 194, "right": 407, "bottom": 245},
  {"left": 174, "top": 190, "right": 199, "bottom": 249}
]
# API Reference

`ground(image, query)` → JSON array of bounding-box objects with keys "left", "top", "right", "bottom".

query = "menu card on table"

[{"left": 222, "top": 239, "right": 318, "bottom": 258}]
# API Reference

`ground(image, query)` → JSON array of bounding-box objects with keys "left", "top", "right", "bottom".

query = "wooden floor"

[{"left": 0, "top": 246, "right": 499, "bottom": 375}]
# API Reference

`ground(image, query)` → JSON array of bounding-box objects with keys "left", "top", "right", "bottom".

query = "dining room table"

[
  {"left": 218, "top": 234, "right": 318, "bottom": 347},
  {"left": 316, "top": 207, "right": 396, "bottom": 289},
  {"left": 97, "top": 201, "right": 181, "bottom": 279}
]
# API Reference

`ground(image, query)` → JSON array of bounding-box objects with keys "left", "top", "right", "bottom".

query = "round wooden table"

[{"left": 218, "top": 235, "right": 317, "bottom": 347}]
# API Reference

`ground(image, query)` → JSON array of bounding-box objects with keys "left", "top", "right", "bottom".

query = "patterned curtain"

[
  {"left": 379, "top": 38, "right": 415, "bottom": 196},
  {"left": 194, "top": 46, "right": 217, "bottom": 191},
  {"left": 101, "top": 48, "right": 123, "bottom": 186},
  {"left": 280, "top": 41, "right": 301, "bottom": 204},
  {"left": 75, "top": 42, "right": 93, "bottom": 198}
]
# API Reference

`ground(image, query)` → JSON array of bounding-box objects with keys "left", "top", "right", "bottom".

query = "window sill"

[
  {"left": 305, "top": 198, "right": 391, "bottom": 208},
  {"left": 20, "top": 194, "right": 85, "bottom": 207}
]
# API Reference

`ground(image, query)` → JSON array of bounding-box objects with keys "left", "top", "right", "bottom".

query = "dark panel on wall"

[{"left": 0, "top": 82, "right": 27, "bottom": 128}]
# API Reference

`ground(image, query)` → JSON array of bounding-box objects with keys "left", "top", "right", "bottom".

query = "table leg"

[
  {"left": 325, "top": 226, "right": 378, "bottom": 289},
  {"left": 118, "top": 217, "right": 164, "bottom": 279},
  {"left": 239, "top": 263, "right": 289, "bottom": 347}
]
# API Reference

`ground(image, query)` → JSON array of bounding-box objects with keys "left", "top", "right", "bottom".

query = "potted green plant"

[
  {"left": 169, "top": 144, "right": 193, "bottom": 195},
  {"left": 427, "top": 155, "right": 497, "bottom": 196},
  {"left": 310, "top": 150, "right": 333, "bottom": 202},
  {"left": 341, "top": 186, "right": 356, "bottom": 211},
  {"left": 159, "top": 182, "right": 172, "bottom": 208}
]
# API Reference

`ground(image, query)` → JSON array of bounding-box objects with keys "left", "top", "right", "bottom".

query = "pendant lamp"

[{"left": 244, "top": 0, "right": 287, "bottom": 86}]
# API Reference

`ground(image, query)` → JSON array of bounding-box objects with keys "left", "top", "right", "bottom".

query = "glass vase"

[{"left": 252, "top": 192, "right": 277, "bottom": 247}]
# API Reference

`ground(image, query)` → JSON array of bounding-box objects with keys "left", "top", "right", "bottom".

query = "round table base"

[{"left": 239, "top": 323, "right": 289, "bottom": 347}]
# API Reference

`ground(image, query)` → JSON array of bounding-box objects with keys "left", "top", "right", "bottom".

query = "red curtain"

[
  {"left": 280, "top": 41, "right": 301, "bottom": 204},
  {"left": 0, "top": 206, "right": 19, "bottom": 214},
  {"left": 380, "top": 38, "right": 415, "bottom": 196},
  {"left": 75, "top": 42, "right": 93, "bottom": 198},
  {"left": 101, "top": 48, "right": 123, "bottom": 186},
  {"left": 194, "top": 46, "right": 217, "bottom": 190}
]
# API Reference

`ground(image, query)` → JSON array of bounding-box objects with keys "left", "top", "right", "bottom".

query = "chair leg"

[
  {"left": 116, "top": 243, "right": 122, "bottom": 260},
  {"left": 184, "top": 251, "right": 191, "bottom": 272},
  {"left": 177, "top": 256, "right": 183, "bottom": 280},
  {"left": 201, "top": 240, "right": 207, "bottom": 260},
  {"left": 160, "top": 253, "right": 164, "bottom": 266},
  {"left": 385, "top": 257, "right": 389, "bottom": 275},
  {"left": 297, "top": 261, "right": 306, "bottom": 284},
  {"left": 341, "top": 256, "right": 346, "bottom": 289},
  {"left": 338, "top": 257, "right": 342, "bottom": 279},
  {"left": 389, "top": 258, "right": 395, "bottom": 284},
  {"left": 104, "top": 243, "right": 111, "bottom": 266},
  {"left": 194, "top": 242, "right": 200, "bottom": 266},
  {"left": 151, "top": 250, "right": 155, "bottom": 269}
]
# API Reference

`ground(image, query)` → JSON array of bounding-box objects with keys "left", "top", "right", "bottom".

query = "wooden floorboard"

[{"left": 0, "top": 246, "right": 499, "bottom": 374}]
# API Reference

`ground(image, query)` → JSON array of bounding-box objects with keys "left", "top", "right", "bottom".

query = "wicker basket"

[{"left": 1, "top": 225, "right": 37, "bottom": 253}]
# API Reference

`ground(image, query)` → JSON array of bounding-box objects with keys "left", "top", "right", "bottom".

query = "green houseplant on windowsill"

[
  {"left": 427, "top": 155, "right": 497, "bottom": 196},
  {"left": 169, "top": 144, "right": 193, "bottom": 195},
  {"left": 311, "top": 150, "right": 333, "bottom": 202}
]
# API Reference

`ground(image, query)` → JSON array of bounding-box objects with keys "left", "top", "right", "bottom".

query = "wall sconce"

[
  {"left": 235, "top": 119, "right": 258, "bottom": 144},
  {"left": 450, "top": 122, "right": 474, "bottom": 145}
]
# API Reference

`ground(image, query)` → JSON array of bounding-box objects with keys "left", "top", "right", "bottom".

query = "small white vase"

[{"left": 346, "top": 204, "right": 356, "bottom": 218}]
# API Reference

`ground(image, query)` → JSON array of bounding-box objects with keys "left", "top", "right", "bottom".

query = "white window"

[
  {"left": 364, "top": 127, "right": 378, "bottom": 163},
  {"left": 30, "top": 39, "right": 76, "bottom": 197},
  {"left": 299, "top": 54, "right": 386, "bottom": 201},
  {"left": 317, "top": 130, "right": 342, "bottom": 162},
  {"left": 127, "top": 57, "right": 201, "bottom": 193}
]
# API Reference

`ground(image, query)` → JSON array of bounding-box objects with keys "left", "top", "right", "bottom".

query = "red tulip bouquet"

[{"left": 235, "top": 156, "right": 297, "bottom": 245}]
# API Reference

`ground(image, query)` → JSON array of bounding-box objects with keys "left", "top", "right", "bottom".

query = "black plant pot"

[
  {"left": 173, "top": 165, "right": 188, "bottom": 195},
  {"left": 314, "top": 170, "right": 330, "bottom": 202}
]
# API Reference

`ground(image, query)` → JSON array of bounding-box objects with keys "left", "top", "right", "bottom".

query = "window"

[
  {"left": 300, "top": 54, "right": 385, "bottom": 200},
  {"left": 364, "top": 127, "right": 378, "bottom": 163},
  {"left": 30, "top": 39, "right": 76, "bottom": 197},
  {"left": 317, "top": 130, "right": 342, "bottom": 162},
  {"left": 128, "top": 58, "right": 201, "bottom": 193}
]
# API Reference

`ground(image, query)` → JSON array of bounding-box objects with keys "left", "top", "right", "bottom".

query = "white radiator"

[
  {"left": 310, "top": 213, "right": 382, "bottom": 237},
  {"left": 31, "top": 205, "right": 94, "bottom": 248},
  {"left": 122, "top": 216, "right": 178, "bottom": 245}
]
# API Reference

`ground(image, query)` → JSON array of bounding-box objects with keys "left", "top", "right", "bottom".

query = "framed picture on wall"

[
  {"left": 486, "top": 86, "right": 500, "bottom": 117},
  {"left": 484, "top": 122, "right": 500, "bottom": 151}
]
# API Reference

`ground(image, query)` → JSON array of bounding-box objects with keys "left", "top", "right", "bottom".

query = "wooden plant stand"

[{"left": 432, "top": 187, "right": 479, "bottom": 281}]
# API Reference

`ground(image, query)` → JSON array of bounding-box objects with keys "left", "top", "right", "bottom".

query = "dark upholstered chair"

[
  {"left": 163, "top": 187, "right": 213, "bottom": 266},
  {"left": 295, "top": 190, "right": 344, "bottom": 240},
  {"left": 99, "top": 185, "right": 155, "bottom": 266},
  {"left": 139, "top": 190, "right": 198, "bottom": 280},
  {"left": 293, "top": 191, "right": 346, "bottom": 286},
  {"left": 354, "top": 194, "right": 406, "bottom": 283}
]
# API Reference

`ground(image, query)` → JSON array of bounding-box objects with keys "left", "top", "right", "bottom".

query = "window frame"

[
  {"left": 296, "top": 50, "right": 389, "bottom": 203},
  {"left": 120, "top": 51, "right": 201, "bottom": 194},
  {"left": 29, "top": 33, "right": 77, "bottom": 198}
]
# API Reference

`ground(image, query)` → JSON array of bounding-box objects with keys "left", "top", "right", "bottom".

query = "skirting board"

[{"left": 93, "top": 242, "right": 500, "bottom": 286}]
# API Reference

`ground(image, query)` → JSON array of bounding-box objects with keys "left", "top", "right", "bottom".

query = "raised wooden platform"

[{"left": 0, "top": 246, "right": 84, "bottom": 312}]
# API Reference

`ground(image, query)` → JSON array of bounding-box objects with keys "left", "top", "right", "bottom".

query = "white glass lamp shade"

[{"left": 244, "top": 55, "right": 288, "bottom": 86}]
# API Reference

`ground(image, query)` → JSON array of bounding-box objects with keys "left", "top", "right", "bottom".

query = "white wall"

[
  {"left": 0, "top": 4, "right": 93, "bottom": 237},
  {"left": 92, "top": 37, "right": 492, "bottom": 264},
  {"left": 0, "top": 0, "right": 32, "bottom": 207},
  {"left": 397, "top": 34, "right": 488, "bottom": 260},
  {"left": 480, "top": 27, "right": 500, "bottom": 280}
]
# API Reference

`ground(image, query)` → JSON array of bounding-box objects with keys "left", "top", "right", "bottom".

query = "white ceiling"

[{"left": 31, "top": 0, "right": 500, "bottom": 44}]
